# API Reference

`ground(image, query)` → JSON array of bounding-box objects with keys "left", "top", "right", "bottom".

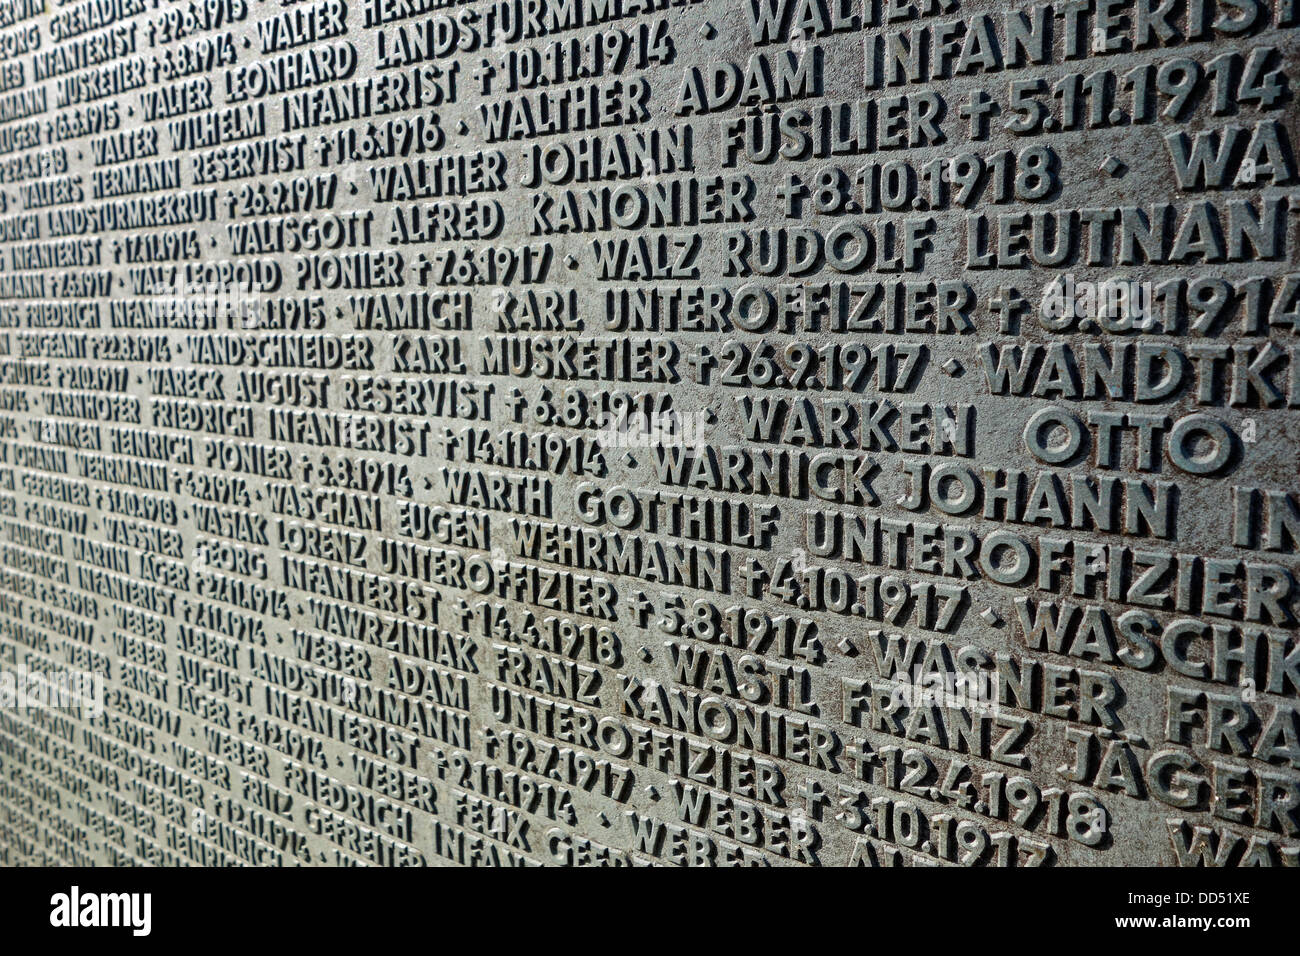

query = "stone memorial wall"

[{"left": 0, "top": 0, "right": 1297, "bottom": 866}]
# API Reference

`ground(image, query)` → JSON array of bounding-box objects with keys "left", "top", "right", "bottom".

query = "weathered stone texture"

[{"left": 0, "top": 0, "right": 1297, "bottom": 866}]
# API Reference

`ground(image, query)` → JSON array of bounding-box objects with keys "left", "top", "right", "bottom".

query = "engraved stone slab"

[{"left": 0, "top": 0, "right": 1296, "bottom": 867}]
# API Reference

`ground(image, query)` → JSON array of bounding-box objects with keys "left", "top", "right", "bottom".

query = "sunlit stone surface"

[{"left": 0, "top": 0, "right": 1297, "bottom": 866}]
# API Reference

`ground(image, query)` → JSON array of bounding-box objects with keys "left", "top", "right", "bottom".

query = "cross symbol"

[
  {"left": 776, "top": 173, "right": 807, "bottom": 218},
  {"left": 686, "top": 345, "right": 715, "bottom": 384},
  {"left": 958, "top": 89, "right": 996, "bottom": 140},
  {"left": 454, "top": 598, "right": 473, "bottom": 631},
  {"left": 471, "top": 57, "right": 496, "bottom": 95},
  {"left": 627, "top": 590, "right": 653, "bottom": 627},
  {"left": 989, "top": 286, "right": 1027, "bottom": 333},
  {"left": 845, "top": 738, "right": 878, "bottom": 781},
  {"left": 797, "top": 776, "right": 829, "bottom": 818}
]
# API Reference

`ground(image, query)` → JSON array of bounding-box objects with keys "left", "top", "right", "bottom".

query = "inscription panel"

[{"left": 0, "top": 0, "right": 1296, "bottom": 867}]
